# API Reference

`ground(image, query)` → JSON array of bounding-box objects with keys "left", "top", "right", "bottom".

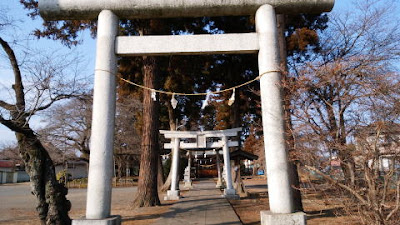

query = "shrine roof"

[{"left": 230, "top": 150, "right": 258, "bottom": 160}]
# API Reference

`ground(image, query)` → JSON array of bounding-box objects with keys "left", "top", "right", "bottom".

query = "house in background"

[
  {"left": 0, "top": 160, "right": 18, "bottom": 184},
  {"left": 1, "top": 159, "right": 88, "bottom": 184},
  {"left": 355, "top": 122, "right": 400, "bottom": 173},
  {"left": 55, "top": 160, "right": 88, "bottom": 180},
  {"left": 16, "top": 164, "right": 30, "bottom": 182}
]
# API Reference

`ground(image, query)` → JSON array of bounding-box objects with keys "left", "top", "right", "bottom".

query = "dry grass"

[{"left": 228, "top": 178, "right": 360, "bottom": 225}]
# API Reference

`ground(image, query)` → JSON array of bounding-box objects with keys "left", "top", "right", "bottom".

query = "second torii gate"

[
  {"left": 160, "top": 127, "right": 242, "bottom": 200},
  {"left": 38, "top": 1, "right": 335, "bottom": 225}
]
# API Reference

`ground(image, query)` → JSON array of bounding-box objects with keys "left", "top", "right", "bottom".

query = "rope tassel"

[
  {"left": 171, "top": 93, "right": 178, "bottom": 109},
  {"left": 228, "top": 88, "right": 235, "bottom": 106},
  {"left": 151, "top": 90, "right": 157, "bottom": 101},
  {"left": 201, "top": 92, "right": 210, "bottom": 109}
]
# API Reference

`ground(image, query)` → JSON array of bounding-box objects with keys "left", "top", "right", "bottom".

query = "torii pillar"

[
  {"left": 184, "top": 151, "right": 193, "bottom": 189},
  {"left": 166, "top": 137, "right": 181, "bottom": 200},
  {"left": 221, "top": 135, "right": 237, "bottom": 198},
  {"left": 256, "top": 5, "right": 304, "bottom": 224},
  {"left": 38, "top": 1, "right": 334, "bottom": 225},
  {"left": 215, "top": 150, "right": 223, "bottom": 188}
]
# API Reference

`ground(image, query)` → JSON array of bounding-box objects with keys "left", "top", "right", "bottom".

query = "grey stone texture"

[
  {"left": 85, "top": 10, "right": 119, "bottom": 219},
  {"left": 72, "top": 215, "right": 121, "bottom": 225},
  {"left": 165, "top": 190, "right": 180, "bottom": 201},
  {"left": 256, "top": 4, "right": 294, "bottom": 213},
  {"left": 39, "top": 0, "right": 334, "bottom": 20},
  {"left": 261, "top": 211, "right": 307, "bottom": 225},
  {"left": 116, "top": 33, "right": 259, "bottom": 56}
]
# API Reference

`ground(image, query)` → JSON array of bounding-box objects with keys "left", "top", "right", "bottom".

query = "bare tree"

[
  {"left": 0, "top": 143, "right": 21, "bottom": 162},
  {"left": 114, "top": 98, "right": 142, "bottom": 179},
  {"left": 290, "top": 0, "right": 400, "bottom": 224},
  {"left": 292, "top": 0, "right": 400, "bottom": 183},
  {"left": 306, "top": 122, "right": 400, "bottom": 224},
  {"left": 40, "top": 97, "right": 92, "bottom": 162},
  {"left": 0, "top": 34, "right": 87, "bottom": 224}
]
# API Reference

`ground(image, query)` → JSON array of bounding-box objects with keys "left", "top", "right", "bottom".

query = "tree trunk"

[
  {"left": 233, "top": 159, "right": 247, "bottom": 196},
  {"left": 338, "top": 146, "right": 356, "bottom": 187},
  {"left": 157, "top": 155, "right": 165, "bottom": 191},
  {"left": 0, "top": 37, "right": 71, "bottom": 225},
  {"left": 339, "top": 111, "right": 357, "bottom": 187},
  {"left": 16, "top": 130, "right": 71, "bottom": 225},
  {"left": 326, "top": 98, "right": 356, "bottom": 187},
  {"left": 117, "top": 158, "right": 123, "bottom": 182},
  {"left": 277, "top": 14, "right": 304, "bottom": 211},
  {"left": 132, "top": 55, "right": 161, "bottom": 207},
  {"left": 229, "top": 66, "right": 241, "bottom": 129}
]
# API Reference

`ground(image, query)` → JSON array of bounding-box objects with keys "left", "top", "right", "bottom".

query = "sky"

[
  {"left": 0, "top": 0, "right": 394, "bottom": 145},
  {"left": 0, "top": 1, "right": 95, "bottom": 145}
]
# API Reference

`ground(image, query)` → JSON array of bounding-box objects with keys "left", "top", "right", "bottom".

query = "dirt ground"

[
  {"left": 0, "top": 203, "right": 171, "bottom": 225},
  {"left": 1, "top": 178, "right": 359, "bottom": 225},
  {"left": 109, "top": 201, "right": 172, "bottom": 225},
  {"left": 228, "top": 177, "right": 360, "bottom": 225},
  {"left": 0, "top": 182, "right": 176, "bottom": 225}
]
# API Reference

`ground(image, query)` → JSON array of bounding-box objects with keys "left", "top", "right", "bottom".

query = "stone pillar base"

[
  {"left": 260, "top": 211, "right": 306, "bottom": 225},
  {"left": 164, "top": 190, "right": 180, "bottom": 200},
  {"left": 216, "top": 180, "right": 223, "bottom": 188},
  {"left": 224, "top": 188, "right": 239, "bottom": 199},
  {"left": 184, "top": 181, "right": 193, "bottom": 188},
  {"left": 72, "top": 215, "right": 121, "bottom": 225}
]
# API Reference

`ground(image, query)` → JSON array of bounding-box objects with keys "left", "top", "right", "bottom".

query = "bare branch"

[
  {"left": 0, "top": 100, "right": 15, "bottom": 111},
  {"left": 0, "top": 37, "right": 25, "bottom": 112},
  {"left": 27, "top": 93, "right": 83, "bottom": 115},
  {"left": 0, "top": 114, "right": 30, "bottom": 135},
  {"left": 386, "top": 180, "right": 400, "bottom": 221},
  {"left": 305, "top": 165, "right": 369, "bottom": 206}
]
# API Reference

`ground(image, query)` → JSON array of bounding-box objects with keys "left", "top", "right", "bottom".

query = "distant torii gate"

[
  {"left": 38, "top": 1, "right": 334, "bottom": 225},
  {"left": 160, "top": 127, "right": 242, "bottom": 200}
]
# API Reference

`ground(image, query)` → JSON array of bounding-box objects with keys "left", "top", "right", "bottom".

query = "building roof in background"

[
  {"left": 54, "top": 160, "right": 88, "bottom": 166},
  {"left": 0, "top": 160, "right": 15, "bottom": 168},
  {"left": 230, "top": 150, "right": 258, "bottom": 161}
]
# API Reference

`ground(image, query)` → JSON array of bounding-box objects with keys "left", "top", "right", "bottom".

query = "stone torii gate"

[
  {"left": 160, "top": 127, "right": 242, "bottom": 200},
  {"left": 38, "top": 1, "right": 334, "bottom": 225}
]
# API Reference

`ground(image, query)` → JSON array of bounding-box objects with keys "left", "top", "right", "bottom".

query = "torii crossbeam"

[
  {"left": 38, "top": 1, "right": 334, "bottom": 225},
  {"left": 40, "top": 0, "right": 333, "bottom": 19}
]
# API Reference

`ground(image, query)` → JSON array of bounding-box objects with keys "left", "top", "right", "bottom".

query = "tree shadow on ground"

[
  {"left": 122, "top": 213, "right": 162, "bottom": 222},
  {"left": 239, "top": 191, "right": 269, "bottom": 200},
  {"left": 243, "top": 222, "right": 261, "bottom": 225},
  {"left": 306, "top": 207, "right": 343, "bottom": 220},
  {"left": 121, "top": 202, "right": 174, "bottom": 222}
]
